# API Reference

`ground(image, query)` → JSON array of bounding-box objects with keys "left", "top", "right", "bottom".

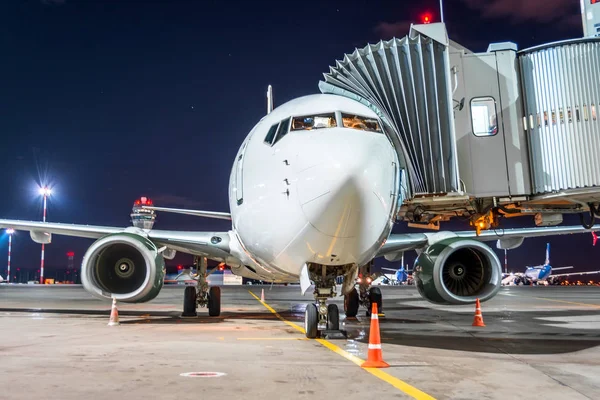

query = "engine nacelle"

[
  {"left": 413, "top": 238, "right": 501, "bottom": 305},
  {"left": 81, "top": 233, "right": 165, "bottom": 303}
]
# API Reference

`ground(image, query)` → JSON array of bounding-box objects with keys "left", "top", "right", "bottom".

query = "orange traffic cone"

[
  {"left": 108, "top": 297, "right": 120, "bottom": 326},
  {"left": 260, "top": 288, "right": 265, "bottom": 302},
  {"left": 361, "top": 302, "right": 389, "bottom": 368},
  {"left": 472, "top": 298, "right": 485, "bottom": 327}
]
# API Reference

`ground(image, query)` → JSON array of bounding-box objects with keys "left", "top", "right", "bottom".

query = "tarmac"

[{"left": 1, "top": 284, "right": 600, "bottom": 400}]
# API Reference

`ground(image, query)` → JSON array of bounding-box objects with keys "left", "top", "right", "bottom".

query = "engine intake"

[
  {"left": 413, "top": 238, "right": 501, "bottom": 305},
  {"left": 81, "top": 232, "right": 165, "bottom": 303}
]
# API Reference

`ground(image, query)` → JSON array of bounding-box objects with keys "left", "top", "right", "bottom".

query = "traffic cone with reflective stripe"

[
  {"left": 260, "top": 288, "right": 265, "bottom": 302},
  {"left": 472, "top": 298, "right": 485, "bottom": 327},
  {"left": 108, "top": 297, "right": 120, "bottom": 326},
  {"left": 361, "top": 302, "right": 389, "bottom": 368}
]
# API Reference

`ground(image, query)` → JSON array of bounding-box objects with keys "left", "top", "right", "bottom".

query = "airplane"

[
  {"left": 1, "top": 90, "right": 599, "bottom": 339},
  {"left": 381, "top": 264, "right": 411, "bottom": 285},
  {"left": 502, "top": 243, "right": 600, "bottom": 285}
]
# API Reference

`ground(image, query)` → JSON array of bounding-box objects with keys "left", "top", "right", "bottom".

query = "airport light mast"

[
  {"left": 6, "top": 228, "right": 14, "bottom": 282},
  {"left": 38, "top": 186, "right": 51, "bottom": 284}
]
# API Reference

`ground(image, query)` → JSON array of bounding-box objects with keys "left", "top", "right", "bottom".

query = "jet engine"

[
  {"left": 413, "top": 238, "right": 501, "bottom": 305},
  {"left": 81, "top": 232, "right": 165, "bottom": 303}
]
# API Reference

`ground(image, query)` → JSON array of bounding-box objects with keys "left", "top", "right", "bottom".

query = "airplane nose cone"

[{"left": 296, "top": 130, "right": 396, "bottom": 239}]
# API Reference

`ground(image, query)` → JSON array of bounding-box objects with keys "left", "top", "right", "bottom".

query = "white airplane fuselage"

[{"left": 226, "top": 94, "right": 399, "bottom": 282}]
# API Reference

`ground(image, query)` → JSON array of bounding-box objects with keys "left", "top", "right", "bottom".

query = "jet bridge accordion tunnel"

[{"left": 319, "top": 23, "right": 600, "bottom": 234}]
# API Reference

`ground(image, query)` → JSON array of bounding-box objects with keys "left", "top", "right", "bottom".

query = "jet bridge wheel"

[
  {"left": 208, "top": 286, "right": 221, "bottom": 317},
  {"left": 182, "top": 286, "right": 197, "bottom": 317},
  {"left": 344, "top": 288, "right": 359, "bottom": 318},
  {"left": 304, "top": 303, "right": 318, "bottom": 339}
]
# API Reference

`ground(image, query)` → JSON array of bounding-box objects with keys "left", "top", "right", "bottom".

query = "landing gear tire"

[
  {"left": 344, "top": 288, "right": 359, "bottom": 318},
  {"left": 304, "top": 303, "right": 318, "bottom": 339},
  {"left": 367, "top": 286, "right": 383, "bottom": 316},
  {"left": 182, "top": 286, "right": 197, "bottom": 317},
  {"left": 208, "top": 286, "right": 221, "bottom": 317},
  {"left": 327, "top": 304, "right": 340, "bottom": 331}
]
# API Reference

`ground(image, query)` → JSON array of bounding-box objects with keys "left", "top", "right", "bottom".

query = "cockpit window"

[
  {"left": 274, "top": 117, "right": 290, "bottom": 144},
  {"left": 341, "top": 113, "right": 382, "bottom": 133},
  {"left": 264, "top": 123, "right": 279, "bottom": 145},
  {"left": 291, "top": 113, "right": 336, "bottom": 131}
]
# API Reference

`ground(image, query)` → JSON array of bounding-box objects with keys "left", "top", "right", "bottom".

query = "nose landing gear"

[{"left": 303, "top": 264, "right": 344, "bottom": 339}]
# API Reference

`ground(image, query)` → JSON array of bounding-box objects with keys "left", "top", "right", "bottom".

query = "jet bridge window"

[
  {"left": 471, "top": 97, "right": 498, "bottom": 137},
  {"left": 291, "top": 113, "right": 336, "bottom": 131},
  {"left": 341, "top": 113, "right": 382, "bottom": 133}
]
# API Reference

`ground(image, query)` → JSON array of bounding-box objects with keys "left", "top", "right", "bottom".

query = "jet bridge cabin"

[{"left": 319, "top": 22, "right": 600, "bottom": 234}]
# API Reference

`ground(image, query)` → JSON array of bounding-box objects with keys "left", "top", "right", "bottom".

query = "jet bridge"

[{"left": 320, "top": 22, "right": 600, "bottom": 234}]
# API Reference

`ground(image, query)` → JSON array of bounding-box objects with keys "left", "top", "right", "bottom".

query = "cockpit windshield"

[
  {"left": 341, "top": 113, "right": 382, "bottom": 133},
  {"left": 291, "top": 113, "right": 337, "bottom": 131}
]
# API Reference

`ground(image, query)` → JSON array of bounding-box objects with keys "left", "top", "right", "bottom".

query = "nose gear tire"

[
  {"left": 327, "top": 304, "right": 340, "bottom": 331},
  {"left": 305, "top": 303, "right": 318, "bottom": 338}
]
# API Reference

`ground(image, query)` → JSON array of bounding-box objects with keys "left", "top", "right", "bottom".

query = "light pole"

[
  {"left": 39, "top": 186, "right": 51, "bottom": 284},
  {"left": 6, "top": 228, "right": 14, "bottom": 282}
]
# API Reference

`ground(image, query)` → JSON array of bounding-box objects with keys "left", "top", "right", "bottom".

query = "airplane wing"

[
  {"left": 550, "top": 266, "right": 573, "bottom": 271},
  {"left": 0, "top": 219, "right": 232, "bottom": 262},
  {"left": 378, "top": 225, "right": 600, "bottom": 257},
  {"left": 551, "top": 270, "right": 600, "bottom": 278},
  {"left": 141, "top": 206, "right": 231, "bottom": 220}
]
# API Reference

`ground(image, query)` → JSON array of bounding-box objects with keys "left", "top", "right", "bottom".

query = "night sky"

[{"left": 0, "top": 0, "right": 596, "bottom": 278}]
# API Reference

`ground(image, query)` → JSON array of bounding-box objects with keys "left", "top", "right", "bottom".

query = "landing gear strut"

[{"left": 181, "top": 256, "right": 221, "bottom": 317}]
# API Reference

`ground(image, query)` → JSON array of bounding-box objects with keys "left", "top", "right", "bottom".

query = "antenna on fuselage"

[{"left": 267, "top": 85, "right": 273, "bottom": 114}]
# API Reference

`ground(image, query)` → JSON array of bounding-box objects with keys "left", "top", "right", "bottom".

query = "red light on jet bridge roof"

[
  {"left": 422, "top": 13, "right": 432, "bottom": 24},
  {"left": 66, "top": 251, "right": 75, "bottom": 257}
]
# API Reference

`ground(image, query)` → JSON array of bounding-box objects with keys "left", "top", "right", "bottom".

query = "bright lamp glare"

[
  {"left": 38, "top": 187, "right": 52, "bottom": 196},
  {"left": 6, "top": 229, "right": 14, "bottom": 234}
]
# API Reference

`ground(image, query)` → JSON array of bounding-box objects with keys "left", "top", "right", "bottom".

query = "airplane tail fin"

[{"left": 545, "top": 243, "right": 550, "bottom": 265}]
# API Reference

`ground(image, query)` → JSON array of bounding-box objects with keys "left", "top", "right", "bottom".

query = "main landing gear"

[
  {"left": 181, "top": 256, "right": 221, "bottom": 318},
  {"left": 343, "top": 263, "right": 383, "bottom": 318}
]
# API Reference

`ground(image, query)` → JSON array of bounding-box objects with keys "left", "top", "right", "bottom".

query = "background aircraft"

[{"left": 502, "top": 243, "right": 600, "bottom": 285}]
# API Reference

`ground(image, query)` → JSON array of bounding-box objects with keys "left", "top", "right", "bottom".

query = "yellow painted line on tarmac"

[
  {"left": 237, "top": 337, "right": 309, "bottom": 341},
  {"left": 248, "top": 290, "right": 436, "bottom": 400},
  {"left": 248, "top": 291, "right": 305, "bottom": 334},
  {"left": 530, "top": 296, "right": 600, "bottom": 309}
]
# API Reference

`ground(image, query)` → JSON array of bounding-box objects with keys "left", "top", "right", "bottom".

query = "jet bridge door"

[{"left": 459, "top": 54, "right": 511, "bottom": 197}]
